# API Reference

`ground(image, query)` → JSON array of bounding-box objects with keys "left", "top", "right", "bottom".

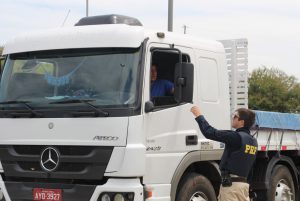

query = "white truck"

[{"left": 0, "top": 15, "right": 299, "bottom": 201}]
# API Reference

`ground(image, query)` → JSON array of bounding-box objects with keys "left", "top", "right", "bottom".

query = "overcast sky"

[{"left": 1, "top": 0, "right": 300, "bottom": 79}]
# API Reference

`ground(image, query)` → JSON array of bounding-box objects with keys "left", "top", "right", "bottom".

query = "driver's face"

[{"left": 151, "top": 65, "right": 157, "bottom": 81}]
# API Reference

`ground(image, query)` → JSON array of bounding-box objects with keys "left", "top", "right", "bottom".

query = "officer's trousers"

[{"left": 218, "top": 182, "right": 250, "bottom": 201}]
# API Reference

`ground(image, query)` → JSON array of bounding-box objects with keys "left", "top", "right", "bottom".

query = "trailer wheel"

[
  {"left": 176, "top": 173, "right": 217, "bottom": 201},
  {"left": 268, "top": 165, "right": 295, "bottom": 201}
]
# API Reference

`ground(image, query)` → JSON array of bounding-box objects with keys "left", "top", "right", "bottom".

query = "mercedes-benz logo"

[{"left": 40, "top": 147, "right": 60, "bottom": 172}]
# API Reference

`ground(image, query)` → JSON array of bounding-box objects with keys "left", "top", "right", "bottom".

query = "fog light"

[
  {"left": 101, "top": 194, "right": 111, "bottom": 201},
  {"left": 114, "top": 194, "right": 125, "bottom": 201}
]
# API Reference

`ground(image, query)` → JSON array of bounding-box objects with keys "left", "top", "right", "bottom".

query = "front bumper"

[{"left": 0, "top": 176, "right": 143, "bottom": 201}]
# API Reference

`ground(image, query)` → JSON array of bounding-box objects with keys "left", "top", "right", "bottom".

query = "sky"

[{"left": 1, "top": 0, "right": 300, "bottom": 79}]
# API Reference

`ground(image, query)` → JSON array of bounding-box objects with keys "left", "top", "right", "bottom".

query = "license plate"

[{"left": 33, "top": 188, "right": 62, "bottom": 201}]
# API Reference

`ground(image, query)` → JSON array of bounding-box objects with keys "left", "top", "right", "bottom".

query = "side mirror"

[
  {"left": 174, "top": 63, "right": 194, "bottom": 103},
  {"left": 145, "top": 101, "right": 154, "bottom": 113}
]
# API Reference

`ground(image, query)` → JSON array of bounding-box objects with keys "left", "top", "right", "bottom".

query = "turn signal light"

[{"left": 144, "top": 187, "right": 153, "bottom": 199}]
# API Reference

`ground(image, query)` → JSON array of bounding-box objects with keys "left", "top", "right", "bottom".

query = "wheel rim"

[
  {"left": 275, "top": 179, "right": 294, "bottom": 201},
  {"left": 189, "top": 191, "right": 208, "bottom": 201}
]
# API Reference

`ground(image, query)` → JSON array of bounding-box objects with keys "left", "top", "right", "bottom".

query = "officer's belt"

[
  {"left": 230, "top": 177, "right": 247, "bottom": 183},
  {"left": 222, "top": 173, "right": 248, "bottom": 183}
]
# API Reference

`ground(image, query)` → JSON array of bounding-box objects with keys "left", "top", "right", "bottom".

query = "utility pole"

[
  {"left": 86, "top": 0, "right": 89, "bottom": 17},
  {"left": 168, "top": 0, "right": 173, "bottom": 32},
  {"left": 183, "top": 25, "right": 189, "bottom": 34}
]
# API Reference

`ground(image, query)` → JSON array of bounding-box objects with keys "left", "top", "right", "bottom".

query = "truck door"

[{"left": 143, "top": 43, "right": 200, "bottom": 184}]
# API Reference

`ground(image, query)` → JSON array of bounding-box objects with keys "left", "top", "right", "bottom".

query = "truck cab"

[{"left": 0, "top": 15, "right": 232, "bottom": 201}]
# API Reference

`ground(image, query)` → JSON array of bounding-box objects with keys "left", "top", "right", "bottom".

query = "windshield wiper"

[
  {"left": 0, "top": 101, "right": 43, "bottom": 117},
  {"left": 49, "top": 99, "right": 109, "bottom": 117}
]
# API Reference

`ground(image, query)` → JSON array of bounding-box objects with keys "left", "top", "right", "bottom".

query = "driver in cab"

[{"left": 150, "top": 64, "right": 174, "bottom": 98}]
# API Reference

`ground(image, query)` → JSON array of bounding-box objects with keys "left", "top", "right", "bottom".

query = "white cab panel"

[
  {"left": 4, "top": 24, "right": 144, "bottom": 54},
  {"left": 0, "top": 117, "right": 128, "bottom": 146}
]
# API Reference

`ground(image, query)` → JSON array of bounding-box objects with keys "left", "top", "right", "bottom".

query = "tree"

[{"left": 249, "top": 66, "right": 300, "bottom": 113}]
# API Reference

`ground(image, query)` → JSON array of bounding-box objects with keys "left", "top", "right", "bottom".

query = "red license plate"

[{"left": 33, "top": 188, "right": 62, "bottom": 201}]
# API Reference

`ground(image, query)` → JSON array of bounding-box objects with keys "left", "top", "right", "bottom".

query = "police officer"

[{"left": 191, "top": 106, "right": 258, "bottom": 201}]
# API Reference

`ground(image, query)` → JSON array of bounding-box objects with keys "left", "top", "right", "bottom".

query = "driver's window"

[{"left": 150, "top": 50, "right": 190, "bottom": 107}]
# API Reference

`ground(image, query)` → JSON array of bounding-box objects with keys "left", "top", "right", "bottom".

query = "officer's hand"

[{"left": 191, "top": 106, "right": 202, "bottom": 117}]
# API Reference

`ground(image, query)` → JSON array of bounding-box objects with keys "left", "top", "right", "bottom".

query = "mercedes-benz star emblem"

[{"left": 40, "top": 147, "right": 60, "bottom": 172}]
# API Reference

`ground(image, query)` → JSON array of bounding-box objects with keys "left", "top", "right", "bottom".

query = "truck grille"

[{"left": 0, "top": 145, "right": 113, "bottom": 183}]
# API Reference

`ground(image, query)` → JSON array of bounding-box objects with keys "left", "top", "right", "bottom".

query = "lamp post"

[
  {"left": 168, "top": 0, "right": 173, "bottom": 32},
  {"left": 86, "top": 0, "right": 89, "bottom": 17}
]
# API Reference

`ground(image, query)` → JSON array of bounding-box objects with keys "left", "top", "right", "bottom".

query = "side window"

[
  {"left": 150, "top": 50, "right": 190, "bottom": 107},
  {"left": 198, "top": 58, "right": 219, "bottom": 102}
]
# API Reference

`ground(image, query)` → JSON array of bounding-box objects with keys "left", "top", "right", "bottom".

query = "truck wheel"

[
  {"left": 268, "top": 165, "right": 295, "bottom": 201},
  {"left": 176, "top": 173, "right": 217, "bottom": 201}
]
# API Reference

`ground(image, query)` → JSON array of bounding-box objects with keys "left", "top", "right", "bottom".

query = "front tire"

[{"left": 176, "top": 173, "right": 217, "bottom": 201}]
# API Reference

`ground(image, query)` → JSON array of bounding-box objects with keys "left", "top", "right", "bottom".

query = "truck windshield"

[{"left": 0, "top": 47, "right": 141, "bottom": 109}]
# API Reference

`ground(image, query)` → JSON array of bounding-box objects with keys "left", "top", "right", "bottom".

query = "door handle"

[{"left": 186, "top": 135, "right": 198, "bottom": 146}]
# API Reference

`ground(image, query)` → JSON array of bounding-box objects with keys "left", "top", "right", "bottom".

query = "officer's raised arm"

[{"left": 190, "top": 106, "right": 240, "bottom": 145}]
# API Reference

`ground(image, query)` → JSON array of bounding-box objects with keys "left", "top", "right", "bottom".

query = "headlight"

[
  {"left": 101, "top": 194, "right": 110, "bottom": 201},
  {"left": 114, "top": 194, "right": 125, "bottom": 201},
  {"left": 126, "top": 193, "right": 134, "bottom": 201},
  {"left": 99, "top": 192, "right": 134, "bottom": 201}
]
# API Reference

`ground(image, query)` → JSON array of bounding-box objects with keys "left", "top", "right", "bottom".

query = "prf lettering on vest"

[{"left": 245, "top": 144, "right": 257, "bottom": 155}]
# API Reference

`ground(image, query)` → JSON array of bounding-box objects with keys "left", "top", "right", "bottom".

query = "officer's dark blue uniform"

[{"left": 195, "top": 115, "right": 258, "bottom": 178}]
